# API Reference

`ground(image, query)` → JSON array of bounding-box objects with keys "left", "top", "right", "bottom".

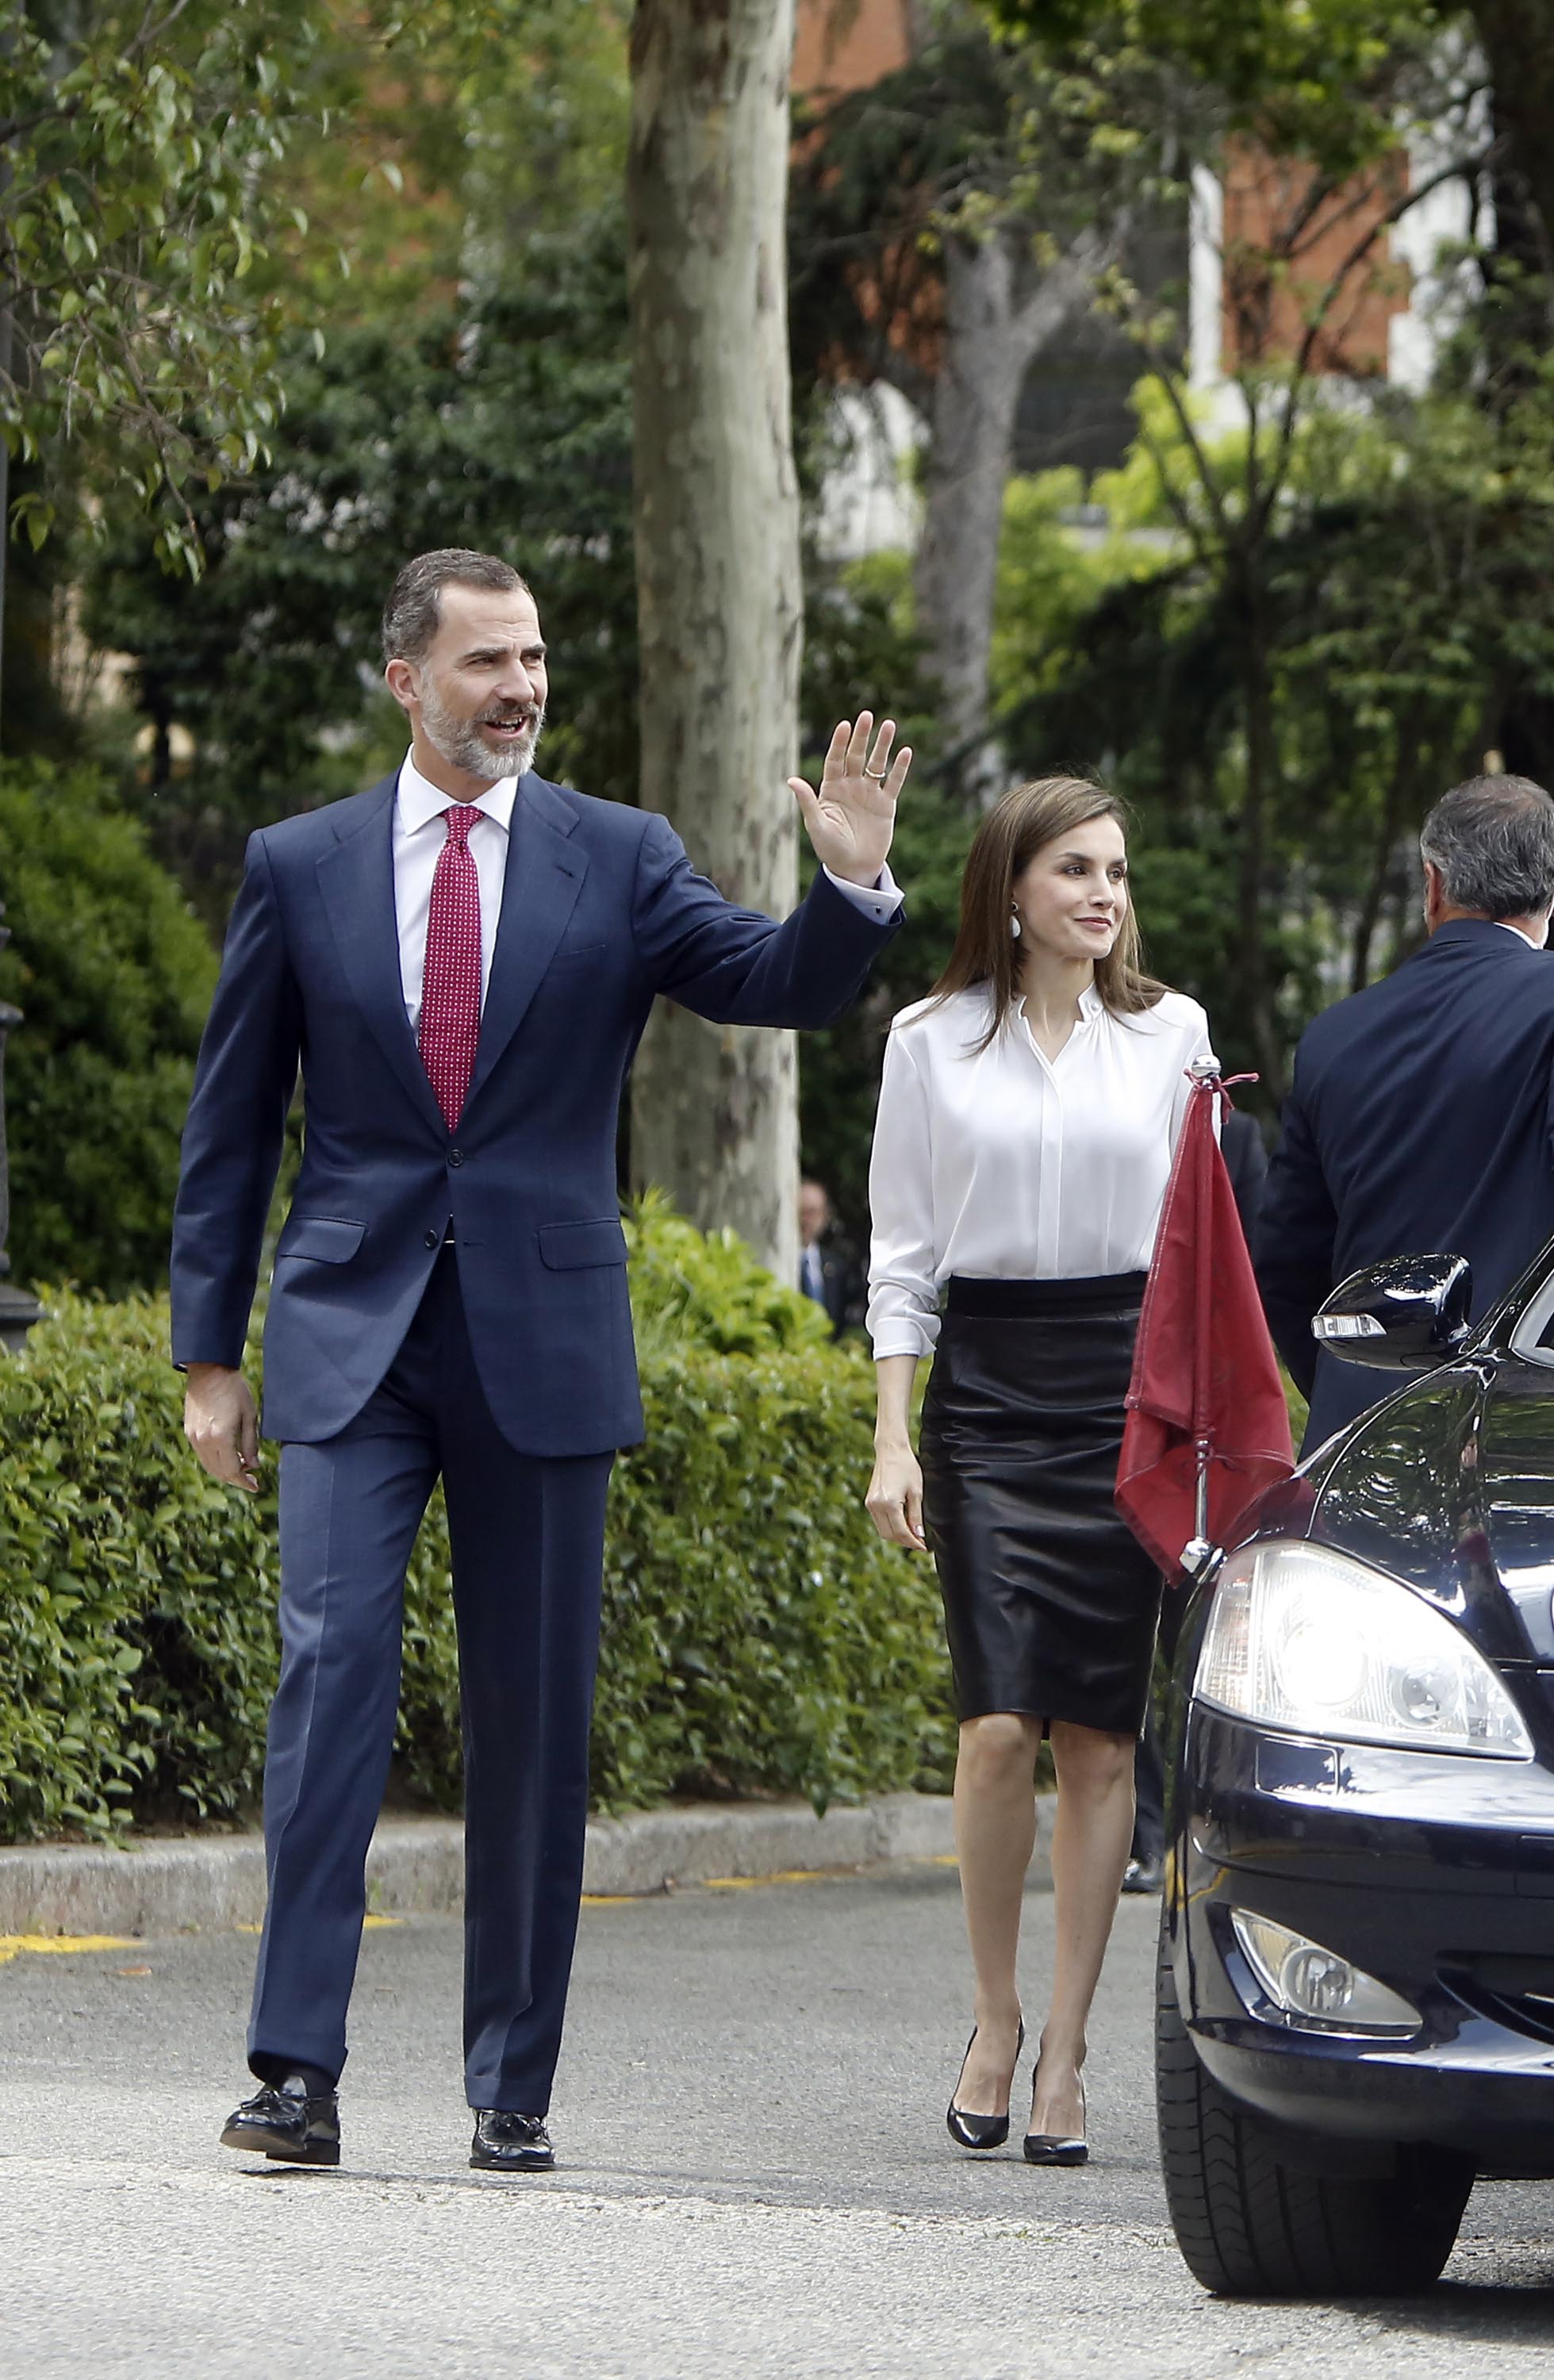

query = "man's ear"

[
  {"left": 385, "top": 657, "right": 418, "bottom": 715},
  {"left": 1422, "top": 858, "right": 1445, "bottom": 931}
]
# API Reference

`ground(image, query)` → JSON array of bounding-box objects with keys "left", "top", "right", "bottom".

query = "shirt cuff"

[
  {"left": 868, "top": 1316, "right": 940, "bottom": 1361},
  {"left": 823, "top": 862, "right": 904, "bottom": 921}
]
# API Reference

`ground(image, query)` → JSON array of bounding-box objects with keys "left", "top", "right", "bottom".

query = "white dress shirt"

[
  {"left": 866, "top": 981, "right": 1214, "bottom": 1360},
  {"left": 394, "top": 751, "right": 517, "bottom": 1027},
  {"left": 392, "top": 747, "right": 904, "bottom": 1030}
]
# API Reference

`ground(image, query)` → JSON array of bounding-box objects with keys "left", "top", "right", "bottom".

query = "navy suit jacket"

[
  {"left": 1257, "top": 918, "right": 1554, "bottom": 1449},
  {"left": 170, "top": 770, "right": 902, "bottom": 1457}
]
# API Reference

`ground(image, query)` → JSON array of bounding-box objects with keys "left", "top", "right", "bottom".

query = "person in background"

[
  {"left": 1124, "top": 1103, "right": 1268, "bottom": 1893},
  {"left": 865, "top": 774, "right": 1213, "bottom": 2169},
  {"left": 798, "top": 1177, "right": 865, "bottom": 1336},
  {"left": 1257, "top": 772, "right": 1554, "bottom": 1454}
]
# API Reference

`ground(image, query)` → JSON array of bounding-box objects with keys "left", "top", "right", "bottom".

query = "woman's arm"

[
  {"left": 867, "top": 1353, "right": 927, "bottom": 1550},
  {"left": 864, "top": 1026, "right": 937, "bottom": 1552}
]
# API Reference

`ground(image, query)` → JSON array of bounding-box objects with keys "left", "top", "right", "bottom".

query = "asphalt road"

[{"left": 4, "top": 1856, "right": 1554, "bottom": 2378}]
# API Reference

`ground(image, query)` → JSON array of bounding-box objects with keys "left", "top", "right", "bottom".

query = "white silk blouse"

[{"left": 865, "top": 981, "right": 1214, "bottom": 1360}]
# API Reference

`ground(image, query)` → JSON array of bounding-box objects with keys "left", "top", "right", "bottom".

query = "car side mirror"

[{"left": 1312, "top": 1253, "right": 1472, "bottom": 1372}]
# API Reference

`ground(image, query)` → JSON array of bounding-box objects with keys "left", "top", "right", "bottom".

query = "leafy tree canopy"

[
  {"left": 81, "top": 209, "right": 637, "bottom": 916},
  {"left": 976, "top": 0, "right": 1453, "bottom": 174},
  {"left": 0, "top": 0, "right": 332, "bottom": 574}
]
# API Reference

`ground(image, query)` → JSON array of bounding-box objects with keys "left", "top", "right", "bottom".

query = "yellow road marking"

[
  {"left": 704, "top": 1868, "right": 831, "bottom": 1890},
  {"left": 0, "top": 1934, "right": 136, "bottom": 1966},
  {"left": 234, "top": 1914, "right": 403, "bottom": 1935}
]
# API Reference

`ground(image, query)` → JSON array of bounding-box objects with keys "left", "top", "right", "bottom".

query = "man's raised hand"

[
  {"left": 183, "top": 1364, "right": 262, "bottom": 1494},
  {"left": 788, "top": 712, "right": 911, "bottom": 889}
]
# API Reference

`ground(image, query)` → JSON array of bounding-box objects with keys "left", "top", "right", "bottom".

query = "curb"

[{"left": 0, "top": 1790, "right": 1012, "bottom": 1940}]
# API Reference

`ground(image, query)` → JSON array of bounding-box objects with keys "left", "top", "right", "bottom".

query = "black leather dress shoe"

[
  {"left": 220, "top": 2075, "right": 340, "bottom": 2166},
  {"left": 470, "top": 2110, "right": 554, "bottom": 2172},
  {"left": 1121, "top": 1853, "right": 1163, "bottom": 1895}
]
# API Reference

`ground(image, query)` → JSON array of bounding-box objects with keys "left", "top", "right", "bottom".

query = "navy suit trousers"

[{"left": 247, "top": 1248, "right": 613, "bottom": 2110}]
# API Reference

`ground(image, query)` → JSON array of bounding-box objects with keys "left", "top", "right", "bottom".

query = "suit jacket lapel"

[
  {"left": 466, "top": 773, "right": 588, "bottom": 1106},
  {"left": 315, "top": 774, "right": 450, "bottom": 1139}
]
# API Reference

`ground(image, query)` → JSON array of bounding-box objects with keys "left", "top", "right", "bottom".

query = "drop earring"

[{"left": 1010, "top": 905, "right": 1022, "bottom": 940}]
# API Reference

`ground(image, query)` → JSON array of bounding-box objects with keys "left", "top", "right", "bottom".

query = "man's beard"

[{"left": 418, "top": 674, "right": 544, "bottom": 782}]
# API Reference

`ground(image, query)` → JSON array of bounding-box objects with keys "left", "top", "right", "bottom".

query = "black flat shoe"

[
  {"left": 1023, "top": 2063, "right": 1087, "bottom": 2167},
  {"left": 946, "top": 2019, "right": 1025, "bottom": 2151},
  {"left": 471, "top": 2110, "right": 555, "bottom": 2172},
  {"left": 221, "top": 2075, "right": 340, "bottom": 2167},
  {"left": 1121, "top": 1853, "right": 1163, "bottom": 1895}
]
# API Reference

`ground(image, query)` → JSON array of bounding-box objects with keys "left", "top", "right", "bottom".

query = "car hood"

[{"left": 1270, "top": 1354, "right": 1554, "bottom": 1664}]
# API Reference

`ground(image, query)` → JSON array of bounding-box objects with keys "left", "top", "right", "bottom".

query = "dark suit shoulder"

[
  {"left": 253, "top": 777, "right": 397, "bottom": 861},
  {"left": 531, "top": 777, "right": 656, "bottom": 849},
  {"left": 1295, "top": 927, "right": 1554, "bottom": 1077}
]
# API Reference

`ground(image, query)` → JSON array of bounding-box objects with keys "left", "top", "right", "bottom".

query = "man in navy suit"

[
  {"left": 171, "top": 548, "right": 911, "bottom": 2171},
  {"left": 1257, "top": 772, "right": 1554, "bottom": 1454}
]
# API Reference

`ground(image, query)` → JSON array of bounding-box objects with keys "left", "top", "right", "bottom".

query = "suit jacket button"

[
  {"left": 424, "top": 1230, "right": 439, "bottom": 1249},
  {"left": 447, "top": 1147, "right": 464, "bottom": 1168}
]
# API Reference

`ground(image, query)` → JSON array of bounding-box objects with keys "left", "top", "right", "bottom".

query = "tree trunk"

[
  {"left": 1349, "top": 742, "right": 1418, "bottom": 994},
  {"left": 1472, "top": 0, "right": 1554, "bottom": 266},
  {"left": 911, "top": 225, "right": 1108, "bottom": 805},
  {"left": 1236, "top": 562, "right": 1284, "bottom": 1098},
  {"left": 627, "top": 0, "right": 804, "bottom": 1284},
  {"left": 912, "top": 234, "right": 1025, "bottom": 803}
]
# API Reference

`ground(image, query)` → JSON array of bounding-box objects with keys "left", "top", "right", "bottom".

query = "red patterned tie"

[{"left": 419, "top": 804, "right": 482, "bottom": 1128}]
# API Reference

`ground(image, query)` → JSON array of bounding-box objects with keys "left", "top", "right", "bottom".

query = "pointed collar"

[{"left": 395, "top": 747, "right": 518, "bottom": 838}]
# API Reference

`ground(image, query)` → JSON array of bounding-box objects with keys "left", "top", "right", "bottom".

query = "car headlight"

[{"left": 1195, "top": 1538, "right": 1533, "bottom": 1759}]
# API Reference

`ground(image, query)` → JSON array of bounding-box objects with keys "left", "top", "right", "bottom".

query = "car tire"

[{"left": 1155, "top": 1916, "right": 1472, "bottom": 2296}]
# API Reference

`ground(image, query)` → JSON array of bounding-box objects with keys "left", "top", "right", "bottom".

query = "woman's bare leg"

[
  {"left": 1028, "top": 1719, "right": 1136, "bottom": 2137},
  {"left": 950, "top": 1711, "right": 1044, "bottom": 2113}
]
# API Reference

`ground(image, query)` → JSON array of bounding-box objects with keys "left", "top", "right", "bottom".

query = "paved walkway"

[{"left": 2, "top": 1860, "right": 1554, "bottom": 2376}]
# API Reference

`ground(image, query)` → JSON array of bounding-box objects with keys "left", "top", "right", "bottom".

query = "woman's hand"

[{"left": 867, "top": 1442, "right": 927, "bottom": 1550}]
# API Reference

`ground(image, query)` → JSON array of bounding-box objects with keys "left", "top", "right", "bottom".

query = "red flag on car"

[{"left": 1115, "top": 1070, "right": 1294, "bottom": 1580}]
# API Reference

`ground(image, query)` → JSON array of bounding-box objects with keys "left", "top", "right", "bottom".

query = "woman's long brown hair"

[{"left": 929, "top": 776, "right": 1166, "bottom": 1050}]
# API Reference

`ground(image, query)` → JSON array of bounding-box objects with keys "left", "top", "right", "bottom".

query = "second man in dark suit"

[{"left": 1257, "top": 771, "right": 1554, "bottom": 1453}]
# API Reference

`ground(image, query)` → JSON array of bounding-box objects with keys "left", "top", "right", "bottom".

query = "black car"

[{"left": 1158, "top": 1244, "right": 1554, "bottom": 2296}]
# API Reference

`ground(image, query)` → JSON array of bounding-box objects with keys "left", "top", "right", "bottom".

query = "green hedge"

[
  {"left": 0, "top": 1205, "right": 954, "bottom": 1841},
  {"left": 0, "top": 759, "right": 218, "bottom": 1296}
]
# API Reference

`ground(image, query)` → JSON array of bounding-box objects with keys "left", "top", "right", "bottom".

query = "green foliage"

[
  {"left": 81, "top": 211, "right": 638, "bottom": 912},
  {"left": 624, "top": 1190, "right": 832, "bottom": 1362},
  {"left": 0, "top": 758, "right": 217, "bottom": 1294},
  {"left": 0, "top": 1207, "right": 954, "bottom": 1843},
  {"left": 0, "top": 0, "right": 328, "bottom": 572},
  {"left": 977, "top": 0, "right": 1453, "bottom": 178},
  {"left": 990, "top": 366, "right": 1554, "bottom": 1096}
]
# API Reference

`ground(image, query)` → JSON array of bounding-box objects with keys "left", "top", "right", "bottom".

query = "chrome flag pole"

[{"left": 1179, "top": 1054, "right": 1222, "bottom": 1577}]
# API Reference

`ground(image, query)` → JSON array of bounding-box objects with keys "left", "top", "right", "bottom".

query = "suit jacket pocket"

[
  {"left": 537, "top": 1218, "right": 628, "bottom": 1269},
  {"left": 277, "top": 1215, "right": 368, "bottom": 1264}
]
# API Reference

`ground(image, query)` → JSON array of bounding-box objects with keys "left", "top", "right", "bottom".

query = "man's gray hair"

[
  {"left": 382, "top": 549, "right": 531, "bottom": 668},
  {"left": 1419, "top": 773, "right": 1554, "bottom": 919}
]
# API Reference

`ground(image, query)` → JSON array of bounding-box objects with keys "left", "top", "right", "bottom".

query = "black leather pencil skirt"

[{"left": 919, "top": 1274, "right": 1162, "bottom": 1736}]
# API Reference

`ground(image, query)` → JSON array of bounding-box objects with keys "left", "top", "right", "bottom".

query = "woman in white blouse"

[{"left": 865, "top": 775, "right": 1211, "bottom": 2168}]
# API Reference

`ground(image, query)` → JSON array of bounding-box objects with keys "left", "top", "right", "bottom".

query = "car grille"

[{"left": 1445, "top": 1957, "right": 1554, "bottom": 2046}]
